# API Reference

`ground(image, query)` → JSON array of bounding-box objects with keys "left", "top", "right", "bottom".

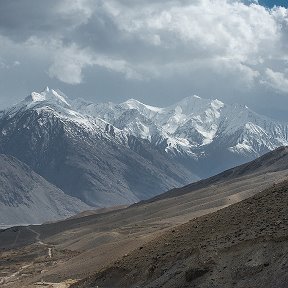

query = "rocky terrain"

[
  {"left": 0, "top": 148, "right": 288, "bottom": 287},
  {"left": 73, "top": 178, "right": 288, "bottom": 288}
]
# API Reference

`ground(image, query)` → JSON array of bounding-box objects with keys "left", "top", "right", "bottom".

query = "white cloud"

[
  {"left": 263, "top": 68, "right": 288, "bottom": 93},
  {"left": 13, "top": 60, "right": 20, "bottom": 66},
  {"left": 55, "top": 0, "right": 95, "bottom": 26},
  {"left": 48, "top": 44, "right": 94, "bottom": 84},
  {"left": 49, "top": 48, "right": 143, "bottom": 84},
  {"left": 103, "top": 1, "right": 277, "bottom": 56},
  {"left": 47, "top": 42, "right": 142, "bottom": 84},
  {"left": 97, "top": 0, "right": 287, "bottom": 87},
  {"left": 1, "top": 0, "right": 288, "bottom": 87},
  {"left": 0, "top": 34, "right": 141, "bottom": 84},
  {"left": 93, "top": 56, "right": 144, "bottom": 80},
  {"left": 0, "top": 0, "right": 288, "bottom": 109}
]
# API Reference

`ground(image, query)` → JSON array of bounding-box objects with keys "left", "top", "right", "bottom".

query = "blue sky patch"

[{"left": 259, "top": 0, "right": 288, "bottom": 8}]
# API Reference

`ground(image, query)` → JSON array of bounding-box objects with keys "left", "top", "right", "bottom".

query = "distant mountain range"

[
  {"left": 72, "top": 92, "right": 288, "bottom": 176},
  {"left": 0, "top": 87, "right": 288, "bottom": 224}
]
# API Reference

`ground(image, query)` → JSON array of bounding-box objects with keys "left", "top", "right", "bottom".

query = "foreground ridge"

[{"left": 73, "top": 179, "right": 288, "bottom": 288}]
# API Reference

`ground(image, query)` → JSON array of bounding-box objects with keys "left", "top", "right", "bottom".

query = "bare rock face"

[{"left": 0, "top": 154, "right": 90, "bottom": 226}]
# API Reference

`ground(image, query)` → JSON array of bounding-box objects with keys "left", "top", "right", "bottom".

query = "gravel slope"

[{"left": 74, "top": 179, "right": 288, "bottom": 288}]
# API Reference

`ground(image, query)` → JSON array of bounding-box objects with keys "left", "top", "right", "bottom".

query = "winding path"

[
  {"left": 26, "top": 226, "right": 53, "bottom": 258},
  {"left": 0, "top": 226, "right": 55, "bottom": 286},
  {"left": 26, "top": 226, "right": 45, "bottom": 245}
]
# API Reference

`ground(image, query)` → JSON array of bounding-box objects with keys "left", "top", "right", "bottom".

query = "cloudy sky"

[{"left": 0, "top": 0, "right": 288, "bottom": 120}]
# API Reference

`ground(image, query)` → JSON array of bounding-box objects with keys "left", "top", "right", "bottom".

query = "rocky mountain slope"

[
  {"left": 73, "top": 95, "right": 288, "bottom": 177},
  {"left": 0, "top": 154, "right": 90, "bottom": 227},
  {"left": 73, "top": 176, "right": 288, "bottom": 288},
  {"left": 0, "top": 88, "right": 197, "bottom": 206},
  {"left": 145, "top": 145, "right": 288, "bottom": 203},
  {"left": 1, "top": 148, "right": 288, "bottom": 287}
]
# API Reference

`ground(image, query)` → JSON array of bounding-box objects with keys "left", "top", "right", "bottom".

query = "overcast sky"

[{"left": 0, "top": 0, "right": 288, "bottom": 120}]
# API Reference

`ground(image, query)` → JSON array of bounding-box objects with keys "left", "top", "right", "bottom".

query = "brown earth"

[{"left": 72, "top": 179, "right": 288, "bottom": 288}]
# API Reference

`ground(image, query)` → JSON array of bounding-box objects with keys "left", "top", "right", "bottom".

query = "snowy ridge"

[
  {"left": 1, "top": 87, "right": 129, "bottom": 146},
  {"left": 26, "top": 86, "right": 70, "bottom": 108},
  {"left": 73, "top": 94, "right": 288, "bottom": 161},
  {"left": 2, "top": 87, "right": 288, "bottom": 180}
]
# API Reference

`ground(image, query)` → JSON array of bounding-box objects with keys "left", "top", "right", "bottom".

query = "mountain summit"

[{"left": 24, "top": 86, "right": 70, "bottom": 108}]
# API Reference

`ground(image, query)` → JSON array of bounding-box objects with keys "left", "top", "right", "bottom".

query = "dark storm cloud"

[
  {"left": 0, "top": 1, "right": 63, "bottom": 40},
  {"left": 0, "top": 0, "right": 288, "bottom": 120}
]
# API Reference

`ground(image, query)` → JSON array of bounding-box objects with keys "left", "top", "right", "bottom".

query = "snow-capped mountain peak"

[
  {"left": 3, "top": 88, "right": 288, "bottom": 179},
  {"left": 0, "top": 88, "right": 199, "bottom": 209},
  {"left": 24, "top": 86, "right": 70, "bottom": 108},
  {"left": 1, "top": 88, "right": 127, "bottom": 143},
  {"left": 71, "top": 93, "right": 288, "bottom": 166},
  {"left": 120, "top": 98, "right": 164, "bottom": 114}
]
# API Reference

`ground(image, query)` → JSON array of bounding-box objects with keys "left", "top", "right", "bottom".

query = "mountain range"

[
  {"left": 1, "top": 87, "right": 288, "bottom": 224},
  {"left": 0, "top": 88, "right": 197, "bottom": 210},
  {"left": 73, "top": 93, "right": 288, "bottom": 176}
]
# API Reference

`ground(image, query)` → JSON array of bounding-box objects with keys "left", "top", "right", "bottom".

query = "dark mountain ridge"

[
  {"left": 144, "top": 146, "right": 288, "bottom": 203},
  {"left": 0, "top": 154, "right": 90, "bottom": 226}
]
